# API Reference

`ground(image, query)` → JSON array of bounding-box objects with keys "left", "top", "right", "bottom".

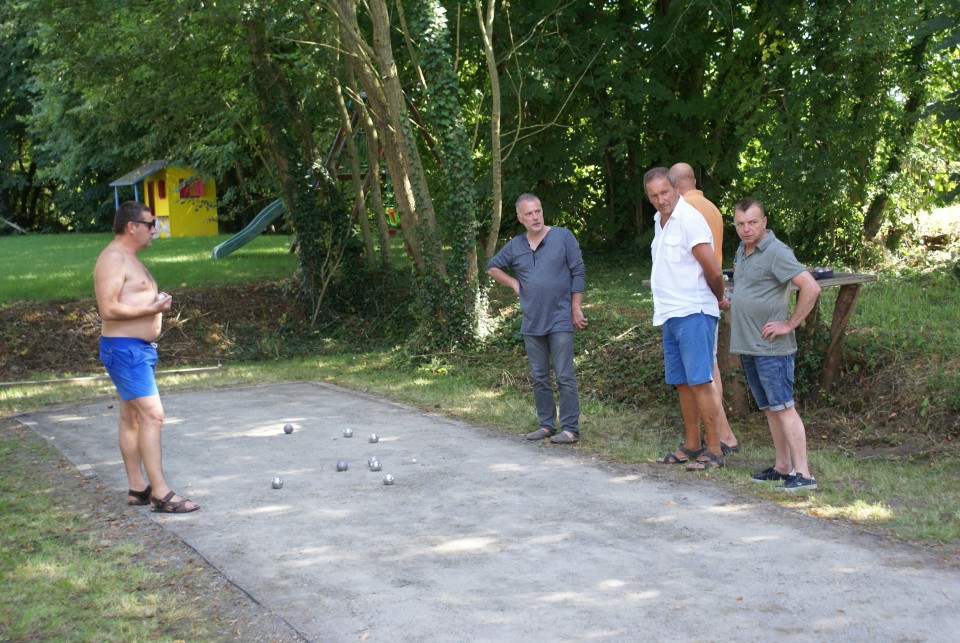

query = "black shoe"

[
  {"left": 779, "top": 474, "right": 818, "bottom": 491},
  {"left": 750, "top": 466, "right": 792, "bottom": 483}
]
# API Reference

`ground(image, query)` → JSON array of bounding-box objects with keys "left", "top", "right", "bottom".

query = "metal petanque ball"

[
  {"left": 343, "top": 427, "right": 353, "bottom": 438},
  {"left": 368, "top": 433, "right": 379, "bottom": 443},
  {"left": 383, "top": 473, "right": 395, "bottom": 485},
  {"left": 283, "top": 423, "right": 294, "bottom": 434},
  {"left": 369, "top": 460, "right": 382, "bottom": 471},
  {"left": 336, "top": 459, "right": 349, "bottom": 472},
  {"left": 271, "top": 476, "right": 284, "bottom": 489},
  {"left": 368, "top": 455, "right": 378, "bottom": 466}
]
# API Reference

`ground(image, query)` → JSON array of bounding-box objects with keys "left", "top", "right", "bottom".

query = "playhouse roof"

[{"left": 109, "top": 160, "right": 168, "bottom": 187}]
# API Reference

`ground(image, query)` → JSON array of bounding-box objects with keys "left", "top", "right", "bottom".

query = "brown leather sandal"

[
  {"left": 150, "top": 490, "right": 200, "bottom": 513},
  {"left": 686, "top": 450, "right": 725, "bottom": 471},
  {"left": 657, "top": 446, "right": 702, "bottom": 464},
  {"left": 127, "top": 484, "right": 152, "bottom": 506}
]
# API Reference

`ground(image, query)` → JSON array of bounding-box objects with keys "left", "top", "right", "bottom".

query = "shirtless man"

[{"left": 94, "top": 201, "right": 199, "bottom": 513}]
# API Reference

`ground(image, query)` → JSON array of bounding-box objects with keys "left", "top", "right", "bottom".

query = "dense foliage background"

[{"left": 2, "top": 0, "right": 958, "bottom": 346}]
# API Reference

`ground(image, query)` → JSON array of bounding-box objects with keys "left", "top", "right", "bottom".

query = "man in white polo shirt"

[
  {"left": 669, "top": 162, "right": 739, "bottom": 454},
  {"left": 645, "top": 167, "right": 729, "bottom": 471}
]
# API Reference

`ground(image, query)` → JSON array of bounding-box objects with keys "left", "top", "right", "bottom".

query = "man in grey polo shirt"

[
  {"left": 728, "top": 197, "right": 821, "bottom": 491},
  {"left": 486, "top": 193, "right": 588, "bottom": 444}
]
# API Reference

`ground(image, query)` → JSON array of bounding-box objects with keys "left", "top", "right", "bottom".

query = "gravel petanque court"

[{"left": 20, "top": 381, "right": 960, "bottom": 642}]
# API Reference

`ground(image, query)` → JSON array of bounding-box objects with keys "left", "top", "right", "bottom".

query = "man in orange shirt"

[{"left": 669, "top": 163, "right": 739, "bottom": 454}]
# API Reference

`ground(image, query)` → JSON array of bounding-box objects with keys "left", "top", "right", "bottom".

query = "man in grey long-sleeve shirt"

[{"left": 486, "top": 193, "right": 588, "bottom": 444}]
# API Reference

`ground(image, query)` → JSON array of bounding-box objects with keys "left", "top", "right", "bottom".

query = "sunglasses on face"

[{"left": 134, "top": 219, "right": 157, "bottom": 230}]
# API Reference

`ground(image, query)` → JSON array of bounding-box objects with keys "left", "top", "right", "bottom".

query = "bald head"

[{"left": 669, "top": 162, "right": 697, "bottom": 195}]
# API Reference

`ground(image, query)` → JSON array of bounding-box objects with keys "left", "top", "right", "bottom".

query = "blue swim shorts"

[
  {"left": 99, "top": 336, "right": 159, "bottom": 401},
  {"left": 662, "top": 312, "right": 717, "bottom": 386},
  {"left": 740, "top": 353, "right": 796, "bottom": 411}
]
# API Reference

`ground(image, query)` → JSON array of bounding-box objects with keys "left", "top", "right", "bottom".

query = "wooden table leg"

[
  {"left": 821, "top": 284, "right": 863, "bottom": 391},
  {"left": 802, "top": 294, "right": 821, "bottom": 338},
  {"left": 718, "top": 312, "right": 752, "bottom": 416}
]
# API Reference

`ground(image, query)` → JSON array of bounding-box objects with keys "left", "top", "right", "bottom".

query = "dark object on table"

[{"left": 810, "top": 267, "right": 834, "bottom": 280}]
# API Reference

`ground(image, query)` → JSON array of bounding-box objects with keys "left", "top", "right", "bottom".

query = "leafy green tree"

[
  {"left": 20, "top": 0, "right": 355, "bottom": 319},
  {"left": 472, "top": 0, "right": 958, "bottom": 263},
  {"left": 11, "top": 0, "right": 959, "bottom": 333},
  {"left": 21, "top": 0, "right": 289, "bottom": 230},
  {"left": 327, "top": 0, "right": 486, "bottom": 351},
  {"left": 917, "top": 0, "right": 960, "bottom": 206},
  {"left": 736, "top": 0, "right": 956, "bottom": 261},
  {"left": 0, "top": 9, "right": 45, "bottom": 231},
  {"left": 403, "top": 0, "right": 484, "bottom": 348}
]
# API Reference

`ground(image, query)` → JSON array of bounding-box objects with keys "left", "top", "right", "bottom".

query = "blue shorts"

[
  {"left": 99, "top": 337, "right": 159, "bottom": 401},
  {"left": 662, "top": 313, "right": 717, "bottom": 386},
  {"left": 741, "top": 353, "right": 796, "bottom": 411}
]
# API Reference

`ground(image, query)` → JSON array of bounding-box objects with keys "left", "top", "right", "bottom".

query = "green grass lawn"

[{"left": 0, "top": 232, "right": 297, "bottom": 304}]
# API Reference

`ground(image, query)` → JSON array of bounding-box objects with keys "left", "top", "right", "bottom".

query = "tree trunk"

[
  {"left": 368, "top": 0, "right": 438, "bottom": 240},
  {"left": 329, "top": 0, "right": 482, "bottom": 348},
  {"left": 477, "top": 0, "right": 504, "bottom": 264},
  {"left": 331, "top": 0, "right": 428, "bottom": 270},
  {"left": 334, "top": 80, "right": 377, "bottom": 269},
  {"left": 357, "top": 88, "right": 393, "bottom": 267}
]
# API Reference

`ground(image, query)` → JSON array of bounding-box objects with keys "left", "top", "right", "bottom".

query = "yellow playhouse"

[{"left": 109, "top": 160, "right": 218, "bottom": 237}]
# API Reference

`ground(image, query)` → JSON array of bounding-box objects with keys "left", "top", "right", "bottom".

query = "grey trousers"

[{"left": 522, "top": 331, "right": 580, "bottom": 435}]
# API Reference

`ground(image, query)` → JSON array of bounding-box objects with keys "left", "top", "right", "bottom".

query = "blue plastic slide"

[{"left": 212, "top": 199, "right": 286, "bottom": 259}]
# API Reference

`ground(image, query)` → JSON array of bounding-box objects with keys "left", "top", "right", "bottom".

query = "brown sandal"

[
  {"left": 127, "top": 484, "right": 152, "bottom": 506},
  {"left": 657, "top": 446, "right": 702, "bottom": 464},
  {"left": 686, "top": 450, "right": 725, "bottom": 471},
  {"left": 150, "top": 490, "right": 200, "bottom": 513}
]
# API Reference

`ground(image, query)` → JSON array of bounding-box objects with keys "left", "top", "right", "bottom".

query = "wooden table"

[{"left": 717, "top": 271, "right": 877, "bottom": 415}]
